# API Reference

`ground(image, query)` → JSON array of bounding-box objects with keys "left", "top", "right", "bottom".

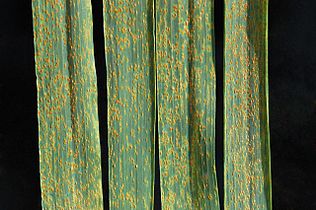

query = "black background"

[{"left": 1, "top": 0, "right": 316, "bottom": 209}]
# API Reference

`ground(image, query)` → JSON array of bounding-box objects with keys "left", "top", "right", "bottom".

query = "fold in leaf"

[
  {"left": 156, "top": 0, "right": 220, "bottom": 209},
  {"left": 32, "top": 0, "right": 103, "bottom": 209},
  {"left": 103, "top": 0, "right": 156, "bottom": 209},
  {"left": 224, "top": 0, "right": 272, "bottom": 209}
]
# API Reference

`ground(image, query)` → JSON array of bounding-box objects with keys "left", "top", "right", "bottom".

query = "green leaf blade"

[
  {"left": 224, "top": 0, "right": 272, "bottom": 209},
  {"left": 103, "top": 0, "right": 156, "bottom": 209},
  {"left": 32, "top": 0, "right": 104, "bottom": 209},
  {"left": 156, "top": 0, "right": 219, "bottom": 209}
]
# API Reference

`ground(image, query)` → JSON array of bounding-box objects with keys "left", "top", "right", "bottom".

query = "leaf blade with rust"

[
  {"left": 103, "top": 0, "right": 156, "bottom": 209},
  {"left": 32, "top": 0, "right": 103, "bottom": 208},
  {"left": 224, "top": 0, "right": 272, "bottom": 209},
  {"left": 156, "top": 0, "right": 220, "bottom": 209}
]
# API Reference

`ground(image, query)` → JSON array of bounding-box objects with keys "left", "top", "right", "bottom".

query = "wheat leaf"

[
  {"left": 103, "top": 0, "right": 156, "bottom": 209},
  {"left": 32, "top": 0, "right": 104, "bottom": 208},
  {"left": 156, "top": 0, "right": 220, "bottom": 209},
  {"left": 224, "top": 0, "right": 272, "bottom": 209}
]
